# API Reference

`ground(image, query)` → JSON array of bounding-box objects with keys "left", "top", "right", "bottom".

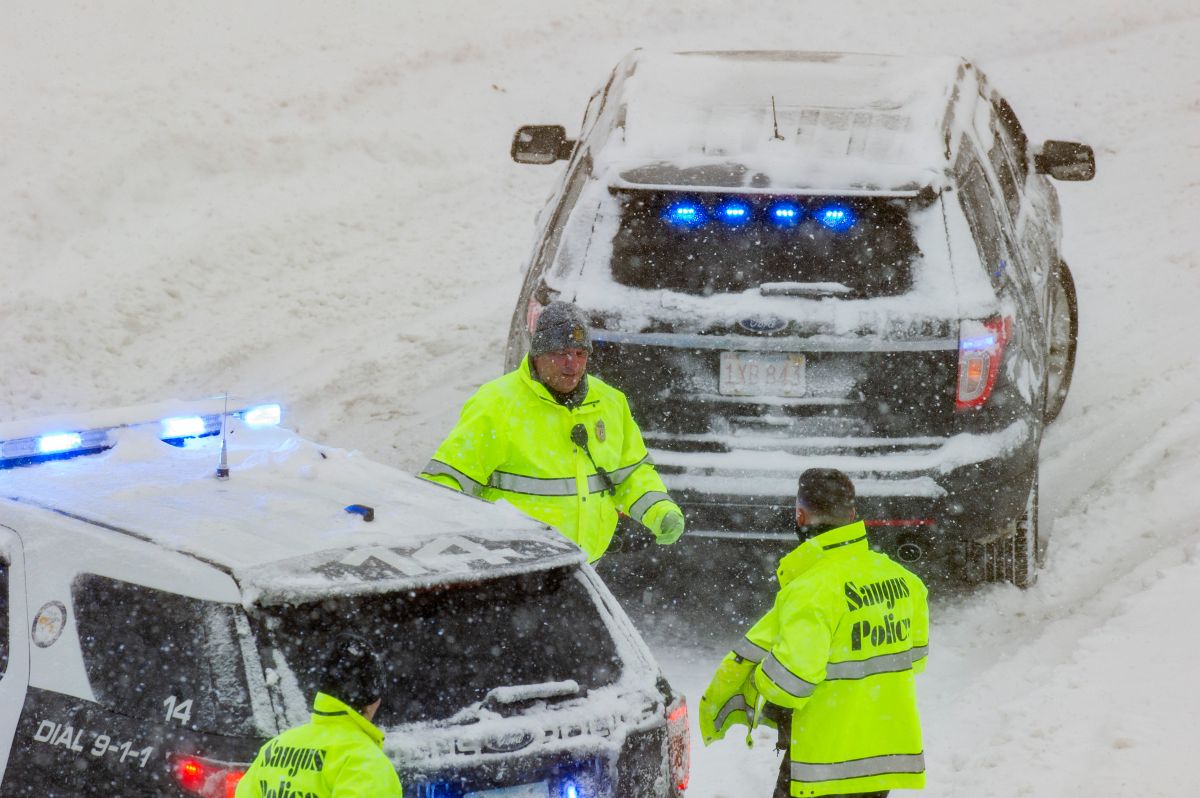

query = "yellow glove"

[{"left": 656, "top": 511, "right": 686, "bottom": 544}]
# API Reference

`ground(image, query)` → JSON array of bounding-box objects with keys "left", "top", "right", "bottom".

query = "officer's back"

[{"left": 235, "top": 635, "right": 403, "bottom": 798}]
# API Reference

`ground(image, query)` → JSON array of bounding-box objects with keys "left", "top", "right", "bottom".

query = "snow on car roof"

[
  {"left": 1, "top": 419, "right": 583, "bottom": 603},
  {"left": 602, "top": 50, "right": 966, "bottom": 192}
]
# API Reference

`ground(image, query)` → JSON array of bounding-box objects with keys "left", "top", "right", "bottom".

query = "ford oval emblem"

[
  {"left": 738, "top": 316, "right": 787, "bottom": 334},
  {"left": 481, "top": 729, "right": 537, "bottom": 754}
]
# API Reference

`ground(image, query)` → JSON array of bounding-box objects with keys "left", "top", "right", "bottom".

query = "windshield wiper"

[
  {"left": 484, "top": 679, "right": 585, "bottom": 710},
  {"left": 759, "top": 281, "right": 852, "bottom": 298},
  {"left": 450, "top": 680, "right": 586, "bottom": 724}
]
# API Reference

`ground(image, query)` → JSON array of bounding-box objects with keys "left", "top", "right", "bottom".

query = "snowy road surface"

[{"left": 3, "top": 2, "right": 1199, "bottom": 795}]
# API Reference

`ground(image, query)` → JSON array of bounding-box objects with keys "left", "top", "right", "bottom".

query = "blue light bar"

[
  {"left": 768, "top": 201, "right": 802, "bottom": 227},
  {"left": 37, "top": 432, "right": 83, "bottom": 454},
  {"left": 663, "top": 200, "right": 706, "bottom": 228},
  {"left": 3, "top": 398, "right": 286, "bottom": 470},
  {"left": 563, "top": 782, "right": 580, "bottom": 798},
  {"left": 161, "top": 416, "right": 206, "bottom": 439},
  {"left": 815, "top": 204, "right": 857, "bottom": 232},
  {"left": 716, "top": 199, "right": 752, "bottom": 225},
  {"left": 241, "top": 403, "right": 282, "bottom": 428}
]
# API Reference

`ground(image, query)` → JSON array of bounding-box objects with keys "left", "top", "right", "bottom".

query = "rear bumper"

[{"left": 649, "top": 419, "right": 1038, "bottom": 546}]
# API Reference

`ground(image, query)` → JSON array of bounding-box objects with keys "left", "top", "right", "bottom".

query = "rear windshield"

[
  {"left": 608, "top": 190, "right": 920, "bottom": 297},
  {"left": 72, "top": 574, "right": 257, "bottom": 736},
  {"left": 253, "top": 567, "right": 623, "bottom": 727}
]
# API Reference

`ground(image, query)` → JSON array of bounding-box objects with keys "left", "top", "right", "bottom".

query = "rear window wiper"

[
  {"left": 759, "top": 281, "right": 852, "bottom": 298},
  {"left": 450, "top": 680, "right": 588, "bottom": 724}
]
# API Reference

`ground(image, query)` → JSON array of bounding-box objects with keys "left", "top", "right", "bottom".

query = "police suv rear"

[
  {"left": 0, "top": 400, "right": 688, "bottom": 797},
  {"left": 506, "top": 50, "right": 1095, "bottom": 586}
]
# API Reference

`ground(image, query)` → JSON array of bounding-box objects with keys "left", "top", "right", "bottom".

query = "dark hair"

[
  {"left": 797, "top": 468, "right": 856, "bottom": 521},
  {"left": 319, "top": 634, "right": 386, "bottom": 711}
]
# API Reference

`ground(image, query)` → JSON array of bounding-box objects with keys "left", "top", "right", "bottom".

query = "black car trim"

[{"left": 593, "top": 331, "right": 958, "bottom": 352}]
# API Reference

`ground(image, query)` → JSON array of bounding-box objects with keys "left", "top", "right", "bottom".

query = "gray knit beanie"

[{"left": 530, "top": 301, "right": 592, "bottom": 356}]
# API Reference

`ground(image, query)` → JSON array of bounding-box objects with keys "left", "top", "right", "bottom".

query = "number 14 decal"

[{"left": 163, "top": 695, "right": 193, "bottom": 725}]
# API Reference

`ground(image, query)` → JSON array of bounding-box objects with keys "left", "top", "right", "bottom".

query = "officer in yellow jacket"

[
  {"left": 700, "top": 469, "right": 929, "bottom": 798},
  {"left": 235, "top": 635, "right": 403, "bottom": 798},
  {"left": 420, "top": 300, "right": 685, "bottom": 561}
]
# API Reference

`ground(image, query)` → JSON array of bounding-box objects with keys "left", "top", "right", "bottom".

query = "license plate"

[
  {"left": 464, "top": 782, "right": 550, "bottom": 798},
  {"left": 719, "top": 351, "right": 807, "bottom": 397}
]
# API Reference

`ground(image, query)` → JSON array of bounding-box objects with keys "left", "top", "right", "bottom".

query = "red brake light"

[
  {"left": 225, "top": 772, "right": 246, "bottom": 798},
  {"left": 177, "top": 758, "right": 205, "bottom": 791},
  {"left": 171, "top": 754, "right": 248, "bottom": 798},
  {"left": 956, "top": 316, "right": 1011, "bottom": 410},
  {"left": 667, "top": 697, "right": 690, "bottom": 793}
]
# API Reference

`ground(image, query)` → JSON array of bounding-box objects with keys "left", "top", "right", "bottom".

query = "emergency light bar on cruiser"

[{"left": 0, "top": 399, "right": 282, "bottom": 469}]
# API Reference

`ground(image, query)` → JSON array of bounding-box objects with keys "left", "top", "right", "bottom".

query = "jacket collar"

[
  {"left": 311, "top": 692, "right": 385, "bottom": 748},
  {"left": 776, "top": 520, "right": 869, "bottom": 587},
  {"left": 519, "top": 354, "right": 596, "bottom": 408}
]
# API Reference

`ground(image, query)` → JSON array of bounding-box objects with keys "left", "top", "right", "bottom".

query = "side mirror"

[
  {"left": 511, "top": 125, "right": 576, "bottom": 165},
  {"left": 1035, "top": 140, "right": 1096, "bottom": 181}
]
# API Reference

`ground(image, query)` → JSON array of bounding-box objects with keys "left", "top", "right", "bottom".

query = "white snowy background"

[{"left": 3, "top": 2, "right": 1199, "bottom": 796}]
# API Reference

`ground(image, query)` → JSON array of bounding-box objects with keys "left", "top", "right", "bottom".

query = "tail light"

[
  {"left": 526, "top": 296, "right": 546, "bottom": 333},
  {"left": 956, "top": 316, "right": 1011, "bottom": 410},
  {"left": 171, "top": 754, "right": 247, "bottom": 798},
  {"left": 666, "top": 697, "right": 690, "bottom": 793}
]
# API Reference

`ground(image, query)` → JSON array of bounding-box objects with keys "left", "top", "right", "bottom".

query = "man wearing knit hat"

[
  {"left": 421, "top": 300, "right": 685, "bottom": 561},
  {"left": 236, "top": 634, "right": 403, "bottom": 797}
]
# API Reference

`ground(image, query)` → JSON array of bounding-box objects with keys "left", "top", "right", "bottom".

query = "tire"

[
  {"left": 1043, "top": 261, "right": 1078, "bottom": 423},
  {"left": 965, "top": 476, "right": 1039, "bottom": 588}
]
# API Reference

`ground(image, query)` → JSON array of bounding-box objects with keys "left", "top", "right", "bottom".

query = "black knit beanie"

[
  {"left": 319, "top": 634, "right": 386, "bottom": 710},
  {"left": 530, "top": 301, "right": 592, "bottom": 357}
]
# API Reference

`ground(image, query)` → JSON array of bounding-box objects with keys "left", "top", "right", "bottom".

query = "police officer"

[
  {"left": 699, "top": 469, "right": 929, "bottom": 798},
  {"left": 420, "top": 300, "right": 685, "bottom": 561},
  {"left": 236, "top": 635, "right": 403, "bottom": 798}
]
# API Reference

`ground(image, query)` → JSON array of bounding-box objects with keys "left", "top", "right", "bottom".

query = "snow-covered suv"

[
  {"left": 0, "top": 400, "right": 688, "bottom": 796},
  {"left": 506, "top": 50, "right": 1094, "bottom": 587}
]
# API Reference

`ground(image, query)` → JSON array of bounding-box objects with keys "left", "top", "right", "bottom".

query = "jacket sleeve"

[
  {"left": 699, "top": 651, "right": 759, "bottom": 745},
  {"left": 753, "top": 587, "right": 832, "bottom": 712},
  {"left": 910, "top": 575, "right": 930, "bottom": 674},
  {"left": 699, "top": 605, "right": 779, "bottom": 745},
  {"left": 419, "top": 388, "right": 509, "bottom": 498},
  {"left": 611, "top": 393, "right": 681, "bottom": 536}
]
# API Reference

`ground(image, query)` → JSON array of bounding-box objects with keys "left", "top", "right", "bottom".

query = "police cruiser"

[{"left": 0, "top": 400, "right": 688, "bottom": 797}]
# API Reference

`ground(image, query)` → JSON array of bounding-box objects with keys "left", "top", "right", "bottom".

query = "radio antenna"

[
  {"left": 215, "top": 393, "right": 230, "bottom": 480},
  {"left": 771, "top": 96, "right": 785, "bottom": 141}
]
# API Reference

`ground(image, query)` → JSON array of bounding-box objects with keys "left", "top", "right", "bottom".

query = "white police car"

[{"left": 0, "top": 400, "right": 688, "bottom": 797}]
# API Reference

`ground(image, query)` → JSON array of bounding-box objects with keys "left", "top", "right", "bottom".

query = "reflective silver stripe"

[
  {"left": 910, "top": 644, "right": 929, "bottom": 662},
  {"left": 713, "top": 695, "right": 750, "bottom": 729},
  {"left": 760, "top": 654, "right": 817, "bottom": 699},
  {"left": 629, "top": 490, "right": 670, "bottom": 521},
  {"left": 422, "top": 460, "right": 485, "bottom": 497},
  {"left": 608, "top": 455, "right": 649, "bottom": 485},
  {"left": 489, "top": 471, "right": 577, "bottom": 496},
  {"left": 790, "top": 753, "right": 925, "bottom": 783},
  {"left": 587, "top": 473, "right": 614, "bottom": 494},
  {"left": 825, "top": 650, "right": 916, "bottom": 680},
  {"left": 732, "top": 638, "right": 770, "bottom": 664}
]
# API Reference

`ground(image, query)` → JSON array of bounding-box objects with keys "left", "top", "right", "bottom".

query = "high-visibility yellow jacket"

[
  {"left": 235, "top": 693, "right": 402, "bottom": 798},
  {"left": 700, "top": 522, "right": 929, "bottom": 797},
  {"left": 420, "top": 356, "right": 680, "bottom": 561}
]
